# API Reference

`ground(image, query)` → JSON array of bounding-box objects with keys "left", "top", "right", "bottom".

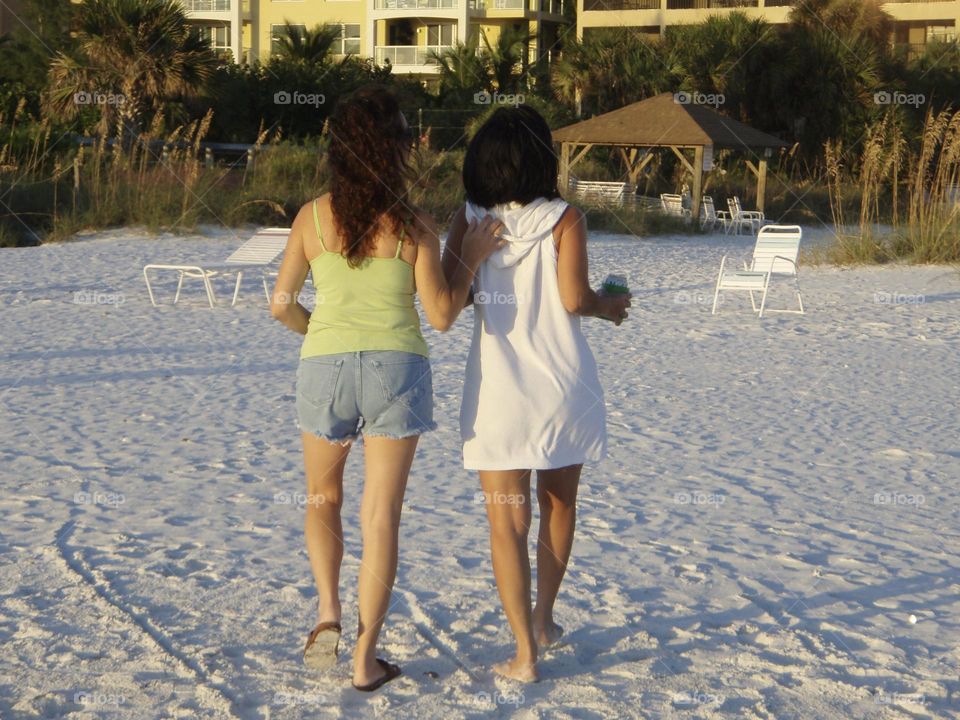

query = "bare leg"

[
  {"left": 479, "top": 470, "right": 538, "bottom": 682},
  {"left": 302, "top": 432, "right": 350, "bottom": 626},
  {"left": 533, "top": 464, "right": 582, "bottom": 647},
  {"left": 353, "top": 435, "right": 419, "bottom": 687}
]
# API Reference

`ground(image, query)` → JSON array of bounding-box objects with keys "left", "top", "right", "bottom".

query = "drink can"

[{"left": 601, "top": 274, "right": 630, "bottom": 295}]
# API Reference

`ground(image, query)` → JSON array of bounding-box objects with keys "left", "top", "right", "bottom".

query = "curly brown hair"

[{"left": 327, "top": 85, "right": 415, "bottom": 268}]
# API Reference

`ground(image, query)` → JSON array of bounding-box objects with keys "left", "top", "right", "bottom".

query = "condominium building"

[
  {"left": 177, "top": 0, "right": 358, "bottom": 64},
  {"left": 181, "top": 0, "right": 253, "bottom": 62},
  {"left": 369, "top": 0, "right": 567, "bottom": 75},
  {"left": 578, "top": 0, "right": 960, "bottom": 57},
  {"left": 180, "top": 0, "right": 568, "bottom": 75}
]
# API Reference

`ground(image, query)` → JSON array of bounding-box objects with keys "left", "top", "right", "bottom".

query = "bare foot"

[
  {"left": 534, "top": 621, "right": 564, "bottom": 649},
  {"left": 493, "top": 657, "right": 539, "bottom": 683}
]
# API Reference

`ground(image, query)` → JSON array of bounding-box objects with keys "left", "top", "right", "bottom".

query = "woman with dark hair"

[
  {"left": 271, "top": 85, "right": 504, "bottom": 692},
  {"left": 443, "top": 105, "right": 632, "bottom": 682}
]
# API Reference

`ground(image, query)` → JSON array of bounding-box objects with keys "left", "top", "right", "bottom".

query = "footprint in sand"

[
  {"left": 164, "top": 542, "right": 202, "bottom": 560},
  {"left": 672, "top": 563, "right": 712, "bottom": 583}
]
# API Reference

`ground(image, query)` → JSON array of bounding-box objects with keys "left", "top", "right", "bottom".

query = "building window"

[
  {"left": 271, "top": 23, "right": 306, "bottom": 54},
  {"left": 195, "top": 24, "right": 231, "bottom": 52},
  {"left": 928, "top": 24, "right": 956, "bottom": 43},
  {"left": 426, "top": 23, "right": 454, "bottom": 46},
  {"left": 336, "top": 24, "right": 361, "bottom": 55}
]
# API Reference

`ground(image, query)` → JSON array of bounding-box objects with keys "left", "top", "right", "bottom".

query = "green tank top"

[{"left": 300, "top": 199, "right": 429, "bottom": 360}]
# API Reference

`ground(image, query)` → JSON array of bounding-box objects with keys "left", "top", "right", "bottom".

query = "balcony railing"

[
  {"left": 666, "top": 0, "right": 759, "bottom": 9},
  {"left": 583, "top": 0, "right": 658, "bottom": 8},
  {"left": 375, "top": 45, "right": 451, "bottom": 65},
  {"left": 538, "top": 0, "right": 565, "bottom": 11},
  {"left": 184, "top": 0, "right": 230, "bottom": 12},
  {"left": 470, "top": 0, "right": 539, "bottom": 8},
  {"left": 374, "top": 0, "right": 459, "bottom": 8}
]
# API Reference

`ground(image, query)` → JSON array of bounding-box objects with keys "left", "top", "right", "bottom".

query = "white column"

[
  {"left": 366, "top": 17, "right": 377, "bottom": 61},
  {"left": 231, "top": 0, "right": 242, "bottom": 62}
]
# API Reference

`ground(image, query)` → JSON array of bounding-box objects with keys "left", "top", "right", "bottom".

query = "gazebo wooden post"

[
  {"left": 620, "top": 147, "right": 654, "bottom": 186},
  {"left": 560, "top": 142, "right": 571, "bottom": 193},
  {"left": 691, "top": 145, "right": 704, "bottom": 224},
  {"left": 757, "top": 157, "right": 768, "bottom": 213},
  {"left": 745, "top": 158, "right": 770, "bottom": 213}
]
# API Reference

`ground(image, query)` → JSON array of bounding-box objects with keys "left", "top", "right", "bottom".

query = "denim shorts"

[{"left": 296, "top": 351, "right": 436, "bottom": 443}]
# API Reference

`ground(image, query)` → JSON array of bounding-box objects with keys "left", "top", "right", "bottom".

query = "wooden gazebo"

[{"left": 553, "top": 93, "right": 791, "bottom": 221}]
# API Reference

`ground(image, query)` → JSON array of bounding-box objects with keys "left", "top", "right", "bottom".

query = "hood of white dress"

[{"left": 465, "top": 197, "right": 569, "bottom": 268}]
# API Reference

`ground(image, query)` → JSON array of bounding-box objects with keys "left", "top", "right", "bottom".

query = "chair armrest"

[{"left": 771, "top": 255, "right": 799, "bottom": 272}]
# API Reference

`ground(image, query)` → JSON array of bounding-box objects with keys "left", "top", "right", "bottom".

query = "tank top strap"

[
  {"left": 395, "top": 224, "right": 405, "bottom": 259},
  {"left": 312, "top": 199, "right": 328, "bottom": 253}
]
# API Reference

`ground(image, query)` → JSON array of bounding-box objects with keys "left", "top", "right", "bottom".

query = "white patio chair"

[
  {"left": 661, "top": 193, "right": 691, "bottom": 218},
  {"left": 726, "top": 196, "right": 767, "bottom": 235},
  {"left": 576, "top": 180, "right": 627, "bottom": 207},
  {"left": 711, "top": 224, "right": 804, "bottom": 318},
  {"left": 701, "top": 196, "right": 730, "bottom": 232},
  {"left": 143, "top": 227, "right": 289, "bottom": 308}
]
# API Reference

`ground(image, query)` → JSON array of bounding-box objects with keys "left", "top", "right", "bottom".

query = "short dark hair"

[{"left": 463, "top": 105, "right": 560, "bottom": 208}]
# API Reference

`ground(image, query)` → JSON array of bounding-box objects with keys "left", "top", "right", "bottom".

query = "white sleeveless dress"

[{"left": 460, "top": 197, "right": 607, "bottom": 471}]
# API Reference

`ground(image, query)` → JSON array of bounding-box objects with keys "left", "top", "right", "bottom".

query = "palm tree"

[
  {"left": 773, "top": 23, "right": 882, "bottom": 156},
  {"left": 480, "top": 26, "right": 533, "bottom": 94},
  {"left": 552, "top": 28, "right": 673, "bottom": 116},
  {"left": 665, "top": 13, "right": 777, "bottom": 124},
  {"left": 789, "top": 0, "right": 894, "bottom": 55},
  {"left": 429, "top": 40, "right": 488, "bottom": 99},
  {"left": 273, "top": 22, "right": 342, "bottom": 64},
  {"left": 46, "top": 0, "right": 216, "bottom": 136}
]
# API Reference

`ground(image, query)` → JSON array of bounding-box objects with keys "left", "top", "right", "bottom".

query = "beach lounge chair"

[
  {"left": 711, "top": 224, "right": 804, "bottom": 318},
  {"left": 661, "top": 193, "right": 691, "bottom": 218},
  {"left": 726, "top": 197, "right": 767, "bottom": 235},
  {"left": 701, "top": 196, "right": 729, "bottom": 232},
  {"left": 571, "top": 179, "right": 629, "bottom": 207},
  {"left": 143, "top": 227, "right": 289, "bottom": 308}
]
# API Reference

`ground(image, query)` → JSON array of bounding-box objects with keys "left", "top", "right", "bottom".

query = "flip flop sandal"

[
  {"left": 352, "top": 658, "right": 402, "bottom": 692},
  {"left": 302, "top": 621, "right": 341, "bottom": 670}
]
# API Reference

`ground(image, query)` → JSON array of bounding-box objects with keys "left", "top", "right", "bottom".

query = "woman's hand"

[
  {"left": 461, "top": 215, "right": 507, "bottom": 271},
  {"left": 596, "top": 292, "right": 632, "bottom": 326}
]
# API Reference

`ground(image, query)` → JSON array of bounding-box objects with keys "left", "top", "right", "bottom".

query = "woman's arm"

[
  {"left": 269, "top": 208, "right": 312, "bottom": 335},
  {"left": 440, "top": 206, "right": 473, "bottom": 307},
  {"left": 415, "top": 209, "right": 504, "bottom": 332},
  {"left": 556, "top": 207, "right": 632, "bottom": 325}
]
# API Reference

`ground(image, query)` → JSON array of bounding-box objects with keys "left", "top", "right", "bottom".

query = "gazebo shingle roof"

[{"left": 553, "top": 93, "right": 789, "bottom": 150}]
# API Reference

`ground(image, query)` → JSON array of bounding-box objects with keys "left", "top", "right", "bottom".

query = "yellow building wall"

[
  {"left": 256, "top": 0, "right": 365, "bottom": 60},
  {"left": 475, "top": 19, "right": 534, "bottom": 44}
]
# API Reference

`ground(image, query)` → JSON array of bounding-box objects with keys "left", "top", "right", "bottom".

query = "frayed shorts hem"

[{"left": 363, "top": 421, "right": 438, "bottom": 440}]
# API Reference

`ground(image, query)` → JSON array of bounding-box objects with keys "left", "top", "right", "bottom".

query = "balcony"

[
  {"left": 376, "top": 45, "right": 451, "bottom": 66},
  {"left": 374, "top": 0, "right": 459, "bottom": 7},
  {"left": 470, "top": 0, "right": 530, "bottom": 7},
  {"left": 184, "top": 0, "right": 231, "bottom": 11},
  {"left": 666, "top": 0, "right": 759, "bottom": 9},
  {"left": 583, "top": 0, "right": 658, "bottom": 8}
]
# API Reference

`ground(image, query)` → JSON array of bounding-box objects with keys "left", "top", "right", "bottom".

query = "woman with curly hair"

[{"left": 270, "top": 85, "right": 504, "bottom": 692}]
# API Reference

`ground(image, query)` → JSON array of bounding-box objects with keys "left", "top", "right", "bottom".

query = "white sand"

[{"left": 1, "top": 226, "right": 957, "bottom": 719}]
